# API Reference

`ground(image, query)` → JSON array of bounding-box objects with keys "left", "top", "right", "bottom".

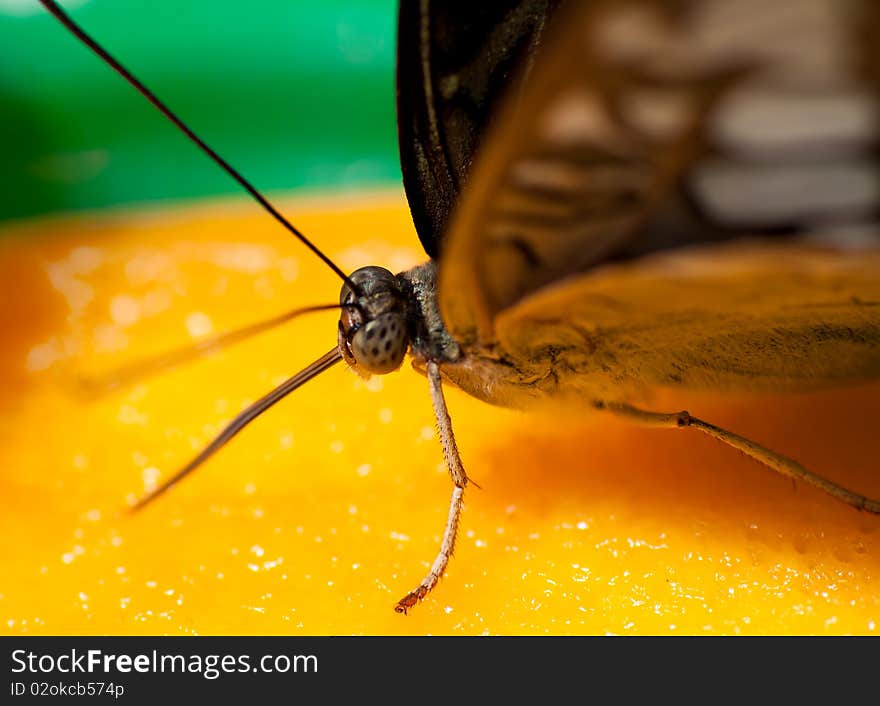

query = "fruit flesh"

[{"left": 1, "top": 190, "right": 879, "bottom": 635}]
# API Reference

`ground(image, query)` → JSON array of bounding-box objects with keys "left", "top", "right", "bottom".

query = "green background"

[{"left": 0, "top": 0, "right": 399, "bottom": 222}]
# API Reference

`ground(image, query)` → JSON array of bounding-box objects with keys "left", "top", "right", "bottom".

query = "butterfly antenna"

[
  {"left": 130, "top": 347, "right": 343, "bottom": 512},
  {"left": 78, "top": 302, "right": 353, "bottom": 395},
  {"left": 38, "top": 0, "right": 358, "bottom": 292}
]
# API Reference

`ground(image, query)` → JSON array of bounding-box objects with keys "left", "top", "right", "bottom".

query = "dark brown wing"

[
  {"left": 395, "top": 0, "right": 564, "bottom": 259},
  {"left": 434, "top": 0, "right": 880, "bottom": 347}
]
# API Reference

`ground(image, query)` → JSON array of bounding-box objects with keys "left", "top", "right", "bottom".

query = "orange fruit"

[{"left": 2, "top": 190, "right": 878, "bottom": 635}]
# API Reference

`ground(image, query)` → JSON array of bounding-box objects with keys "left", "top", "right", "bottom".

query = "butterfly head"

[{"left": 338, "top": 266, "right": 410, "bottom": 377}]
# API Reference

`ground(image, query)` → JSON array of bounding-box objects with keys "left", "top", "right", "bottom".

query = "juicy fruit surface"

[{"left": 1, "top": 190, "right": 879, "bottom": 635}]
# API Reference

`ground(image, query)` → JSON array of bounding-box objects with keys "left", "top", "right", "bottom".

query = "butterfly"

[{"left": 40, "top": 0, "right": 880, "bottom": 615}]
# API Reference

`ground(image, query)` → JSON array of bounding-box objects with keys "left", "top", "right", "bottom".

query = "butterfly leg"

[
  {"left": 395, "top": 360, "right": 469, "bottom": 614},
  {"left": 595, "top": 401, "right": 880, "bottom": 514}
]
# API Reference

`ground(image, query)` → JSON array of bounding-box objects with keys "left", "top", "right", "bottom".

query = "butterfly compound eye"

[
  {"left": 338, "top": 266, "right": 410, "bottom": 375},
  {"left": 351, "top": 312, "right": 408, "bottom": 374}
]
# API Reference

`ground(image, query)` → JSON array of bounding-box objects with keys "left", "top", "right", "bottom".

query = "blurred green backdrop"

[{"left": 0, "top": 0, "right": 399, "bottom": 222}]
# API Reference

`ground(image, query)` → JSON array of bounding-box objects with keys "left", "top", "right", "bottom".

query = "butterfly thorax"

[
  {"left": 397, "top": 262, "right": 462, "bottom": 368},
  {"left": 397, "top": 261, "right": 554, "bottom": 409}
]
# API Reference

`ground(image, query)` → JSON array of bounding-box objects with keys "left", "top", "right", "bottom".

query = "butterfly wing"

[
  {"left": 396, "top": 0, "right": 564, "bottom": 259},
  {"left": 432, "top": 0, "right": 880, "bottom": 353},
  {"left": 436, "top": 242, "right": 880, "bottom": 409}
]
